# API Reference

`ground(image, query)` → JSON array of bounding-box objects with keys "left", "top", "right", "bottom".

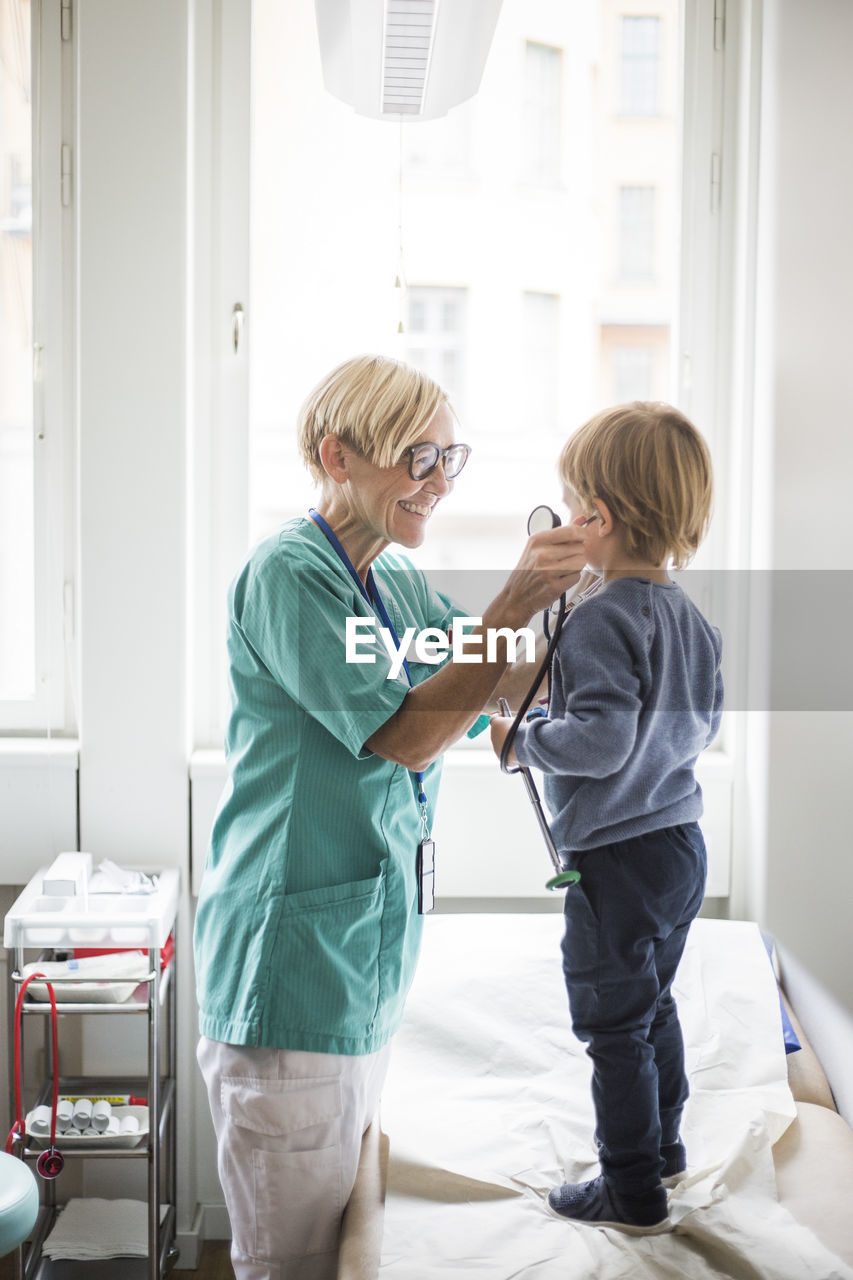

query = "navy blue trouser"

[{"left": 560, "top": 822, "right": 707, "bottom": 1197}]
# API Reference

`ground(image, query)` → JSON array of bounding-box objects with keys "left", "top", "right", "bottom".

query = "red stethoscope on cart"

[{"left": 5, "top": 973, "right": 64, "bottom": 1180}]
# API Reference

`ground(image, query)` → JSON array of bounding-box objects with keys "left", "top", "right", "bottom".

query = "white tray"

[
  {"left": 26, "top": 1105, "right": 149, "bottom": 1150},
  {"left": 3, "top": 868, "right": 179, "bottom": 950},
  {"left": 20, "top": 953, "right": 151, "bottom": 1003}
]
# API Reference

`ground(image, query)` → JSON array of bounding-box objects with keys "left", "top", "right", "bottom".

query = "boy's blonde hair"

[
  {"left": 297, "top": 354, "right": 450, "bottom": 485},
  {"left": 559, "top": 402, "right": 713, "bottom": 570}
]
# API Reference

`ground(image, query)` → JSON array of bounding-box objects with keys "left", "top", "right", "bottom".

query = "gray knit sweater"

[{"left": 513, "top": 577, "right": 723, "bottom": 853}]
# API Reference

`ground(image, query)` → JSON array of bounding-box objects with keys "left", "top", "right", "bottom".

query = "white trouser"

[{"left": 197, "top": 1036, "right": 391, "bottom": 1280}]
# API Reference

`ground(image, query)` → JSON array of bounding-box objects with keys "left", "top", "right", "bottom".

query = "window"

[
  {"left": 600, "top": 325, "right": 670, "bottom": 404},
  {"left": 522, "top": 42, "right": 562, "bottom": 185},
  {"left": 0, "top": 0, "right": 34, "bottom": 700},
  {"left": 0, "top": 0, "right": 70, "bottom": 732},
  {"left": 619, "top": 184, "right": 656, "bottom": 280},
  {"left": 405, "top": 285, "right": 468, "bottom": 417},
  {"left": 620, "top": 16, "right": 661, "bottom": 116},
  {"left": 522, "top": 291, "right": 560, "bottom": 433},
  {"left": 612, "top": 346, "right": 654, "bottom": 400},
  {"left": 247, "top": 0, "right": 682, "bottom": 580}
]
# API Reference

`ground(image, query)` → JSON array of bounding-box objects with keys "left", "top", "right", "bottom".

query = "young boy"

[{"left": 490, "top": 401, "right": 723, "bottom": 1235}]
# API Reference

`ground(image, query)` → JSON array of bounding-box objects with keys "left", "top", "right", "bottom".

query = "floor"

[
  {"left": 183, "top": 1241, "right": 235, "bottom": 1279},
  {"left": 0, "top": 1240, "right": 235, "bottom": 1279},
  {"left": 180, "top": 1242, "right": 234, "bottom": 1279}
]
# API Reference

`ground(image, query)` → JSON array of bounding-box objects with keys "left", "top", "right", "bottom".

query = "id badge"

[{"left": 417, "top": 839, "right": 435, "bottom": 914}]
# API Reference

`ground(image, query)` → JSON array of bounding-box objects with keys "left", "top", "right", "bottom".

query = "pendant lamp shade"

[{"left": 315, "top": 0, "right": 504, "bottom": 121}]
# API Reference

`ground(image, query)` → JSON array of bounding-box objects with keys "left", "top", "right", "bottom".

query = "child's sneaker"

[
  {"left": 661, "top": 1139, "right": 687, "bottom": 1188},
  {"left": 546, "top": 1175, "right": 671, "bottom": 1235}
]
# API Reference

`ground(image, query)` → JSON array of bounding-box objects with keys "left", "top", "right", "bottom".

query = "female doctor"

[{"left": 194, "top": 353, "right": 587, "bottom": 1280}]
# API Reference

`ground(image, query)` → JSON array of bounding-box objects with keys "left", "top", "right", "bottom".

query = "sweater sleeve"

[
  {"left": 513, "top": 600, "right": 643, "bottom": 777},
  {"left": 706, "top": 627, "right": 725, "bottom": 747}
]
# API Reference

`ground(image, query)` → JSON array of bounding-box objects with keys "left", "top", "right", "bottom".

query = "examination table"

[{"left": 337, "top": 915, "right": 853, "bottom": 1280}]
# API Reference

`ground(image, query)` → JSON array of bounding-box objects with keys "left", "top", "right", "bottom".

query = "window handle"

[{"left": 232, "top": 303, "right": 245, "bottom": 354}]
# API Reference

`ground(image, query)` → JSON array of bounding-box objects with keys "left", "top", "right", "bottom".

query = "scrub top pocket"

[{"left": 268, "top": 868, "right": 387, "bottom": 1047}]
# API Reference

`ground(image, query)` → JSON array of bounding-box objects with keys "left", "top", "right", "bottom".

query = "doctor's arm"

[{"left": 364, "top": 526, "right": 587, "bottom": 773}]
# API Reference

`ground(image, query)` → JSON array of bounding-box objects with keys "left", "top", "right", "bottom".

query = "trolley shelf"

[
  {"left": 26, "top": 1205, "right": 177, "bottom": 1280},
  {"left": 13, "top": 950, "right": 174, "bottom": 1014},
  {"left": 23, "top": 1078, "right": 176, "bottom": 1160}
]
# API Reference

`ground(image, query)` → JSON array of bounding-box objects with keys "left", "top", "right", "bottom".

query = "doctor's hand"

[
  {"left": 501, "top": 524, "right": 589, "bottom": 624},
  {"left": 489, "top": 715, "right": 517, "bottom": 767}
]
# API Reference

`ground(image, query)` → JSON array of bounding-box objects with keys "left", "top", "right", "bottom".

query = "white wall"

[
  {"left": 750, "top": 0, "right": 853, "bottom": 1024},
  {"left": 73, "top": 0, "right": 200, "bottom": 1257},
  {"left": 76, "top": 2, "right": 189, "bottom": 866}
]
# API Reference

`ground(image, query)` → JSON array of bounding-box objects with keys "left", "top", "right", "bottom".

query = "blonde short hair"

[
  {"left": 559, "top": 402, "right": 713, "bottom": 569},
  {"left": 297, "top": 354, "right": 450, "bottom": 485}
]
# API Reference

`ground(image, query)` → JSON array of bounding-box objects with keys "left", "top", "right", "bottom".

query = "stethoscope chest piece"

[
  {"left": 37, "top": 1147, "right": 64, "bottom": 1179},
  {"left": 527, "top": 504, "right": 561, "bottom": 536}
]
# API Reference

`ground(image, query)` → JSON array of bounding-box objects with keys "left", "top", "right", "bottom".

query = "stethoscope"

[
  {"left": 5, "top": 973, "right": 65, "bottom": 1179},
  {"left": 497, "top": 504, "right": 601, "bottom": 893}
]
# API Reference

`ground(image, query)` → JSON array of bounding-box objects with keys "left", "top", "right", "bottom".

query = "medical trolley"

[{"left": 4, "top": 867, "right": 180, "bottom": 1279}]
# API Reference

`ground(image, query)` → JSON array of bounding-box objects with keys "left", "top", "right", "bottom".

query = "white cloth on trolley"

[
  {"left": 378, "top": 915, "right": 853, "bottom": 1280},
  {"left": 42, "top": 1197, "right": 155, "bottom": 1260}
]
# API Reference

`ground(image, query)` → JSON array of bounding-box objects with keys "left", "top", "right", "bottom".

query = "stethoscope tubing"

[
  {"left": 497, "top": 597, "right": 582, "bottom": 891},
  {"left": 6, "top": 972, "right": 64, "bottom": 1179},
  {"left": 497, "top": 505, "right": 594, "bottom": 892}
]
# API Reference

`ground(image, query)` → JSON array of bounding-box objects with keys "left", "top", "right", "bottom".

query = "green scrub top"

[{"left": 194, "top": 517, "right": 486, "bottom": 1055}]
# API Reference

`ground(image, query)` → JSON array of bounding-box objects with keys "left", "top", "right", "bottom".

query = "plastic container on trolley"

[{"left": 3, "top": 868, "right": 179, "bottom": 951}]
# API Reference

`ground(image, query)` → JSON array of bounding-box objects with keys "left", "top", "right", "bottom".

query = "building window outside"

[
  {"left": 0, "top": 0, "right": 34, "bottom": 700},
  {"left": 599, "top": 324, "right": 670, "bottom": 405},
  {"left": 612, "top": 345, "right": 654, "bottom": 401},
  {"left": 522, "top": 41, "right": 562, "bottom": 185},
  {"left": 522, "top": 291, "right": 560, "bottom": 433},
  {"left": 620, "top": 16, "right": 660, "bottom": 116},
  {"left": 619, "top": 184, "right": 656, "bottom": 280},
  {"left": 405, "top": 285, "right": 468, "bottom": 419}
]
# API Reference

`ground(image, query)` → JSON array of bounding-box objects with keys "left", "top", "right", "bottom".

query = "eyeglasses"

[{"left": 405, "top": 441, "right": 471, "bottom": 481}]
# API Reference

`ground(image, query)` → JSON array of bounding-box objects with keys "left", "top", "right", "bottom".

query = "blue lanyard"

[{"left": 308, "top": 509, "right": 427, "bottom": 808}]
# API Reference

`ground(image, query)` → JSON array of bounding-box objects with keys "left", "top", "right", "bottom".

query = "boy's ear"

[
  {"left": 592, "top": 499, "right": 615, "bottom": 536},
  {"left": 318, "top": 434, "right": 349, "bottom": 485}
]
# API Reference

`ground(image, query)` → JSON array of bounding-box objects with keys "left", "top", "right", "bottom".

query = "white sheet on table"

[{"left": 379, "top": 916, "right": 853, "bottom": 1280}]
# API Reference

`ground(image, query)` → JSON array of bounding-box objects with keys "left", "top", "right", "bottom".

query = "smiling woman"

[
  {"left": 301, "top": 358, "right": 464, "bottom": 561},
  {"left": 193, "top": 352, "right": 589, "bottom": 1280}
]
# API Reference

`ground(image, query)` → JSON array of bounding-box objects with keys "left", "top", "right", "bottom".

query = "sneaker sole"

[{"left": 545, "top": 1199, "right": 673, "bottom": 1236}]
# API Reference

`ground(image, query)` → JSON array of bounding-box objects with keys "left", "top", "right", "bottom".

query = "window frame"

[
  {"left": 195, "top": 0, "right": 750, "bottom": 749},
  {"left": 187, "top": 0, "right": 764, "bottom": 904},
  {"left": 188, "top": 0, "right": 251, "bottom": 750}
]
